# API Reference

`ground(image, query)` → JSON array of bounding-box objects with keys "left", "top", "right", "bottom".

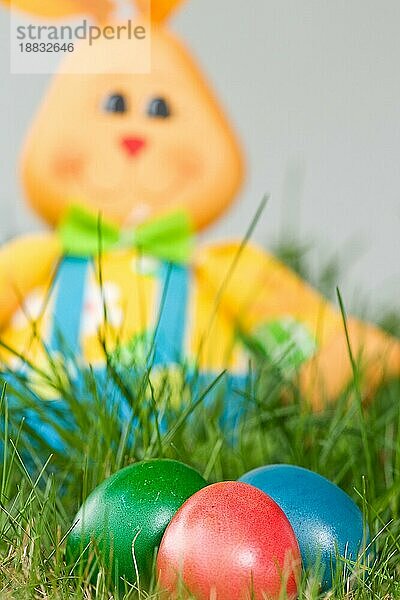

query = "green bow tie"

[{"left": 58, "top": 204, "right": 194, "bottom": 264}]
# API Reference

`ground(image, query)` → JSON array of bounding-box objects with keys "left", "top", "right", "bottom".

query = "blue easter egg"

[{"left": 239, "top": 464, "right": 367, "bottom": 589}]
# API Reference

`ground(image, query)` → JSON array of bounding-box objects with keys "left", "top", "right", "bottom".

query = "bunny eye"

[
  {"left": 103, "top": 93, "right": 128, "bottom": 114},
  {"left": 147, "top": 97, "right": 171, "bottom": 119}
]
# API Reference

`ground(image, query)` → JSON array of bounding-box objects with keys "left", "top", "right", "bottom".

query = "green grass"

[{"left": 0, "top": 239, "right": 399, "bottom": 599}]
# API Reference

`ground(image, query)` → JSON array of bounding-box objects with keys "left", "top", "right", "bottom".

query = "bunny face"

[{"left": 22, "top": 27, "right": 244, "bottom": 231}]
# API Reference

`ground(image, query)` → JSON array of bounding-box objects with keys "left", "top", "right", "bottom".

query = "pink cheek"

[
  {"left": 172, "top": 148, "right": 204, "bottom": 180},
  {"left": 52, "top": 154, "right": 84, "bottom": 179}
]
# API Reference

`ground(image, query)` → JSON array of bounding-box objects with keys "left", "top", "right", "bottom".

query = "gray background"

[{"left": 1, "top": 0, "right": 399, "bottom": 316}]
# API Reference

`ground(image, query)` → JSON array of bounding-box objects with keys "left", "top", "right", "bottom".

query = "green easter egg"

[{"left": 66, "top": 459, "right": 207, "bottom": 587}]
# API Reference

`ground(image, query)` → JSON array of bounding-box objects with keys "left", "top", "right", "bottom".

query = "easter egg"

[
  {"left": 157, "top": 481, "right": 301, "bottom": 600},
  {"left": 66, "top": 459, "right": 207, "bottom": 587},
  {"left": 239, "top": 465, "right": 367, "bottom": 589}
]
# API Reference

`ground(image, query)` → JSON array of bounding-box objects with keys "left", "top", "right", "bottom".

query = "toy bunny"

[{"left": 0, "top": 0, "right": 399, "bottom": 442}]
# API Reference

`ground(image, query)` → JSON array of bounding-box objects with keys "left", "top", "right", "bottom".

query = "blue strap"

[
  {"left": 153, "top": 263, "right": 189, "bottom": 365},
  {"left": 49, "top": 257, "right": 90, "bottom": 356}
]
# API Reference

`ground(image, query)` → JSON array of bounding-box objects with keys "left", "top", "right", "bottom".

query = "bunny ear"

[
  {"left": 2, "top": 0, "right": 114, "bottom": 22},
  {"left": 134, "top": 0, "right": 185, "bottom": 24}
]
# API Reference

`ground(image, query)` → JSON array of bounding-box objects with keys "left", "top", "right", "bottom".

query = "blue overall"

[{"left": 3, "top": 257, "right": 250, "bottom": 452}]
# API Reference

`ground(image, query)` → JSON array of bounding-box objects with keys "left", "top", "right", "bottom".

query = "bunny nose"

[{"left": 121, "top": 136, "right": 147, "bottom": 157}]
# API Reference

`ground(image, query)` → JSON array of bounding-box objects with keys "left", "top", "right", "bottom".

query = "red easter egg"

[{"left": 157, "top": 481, "right": 301, "bottom": 600}]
